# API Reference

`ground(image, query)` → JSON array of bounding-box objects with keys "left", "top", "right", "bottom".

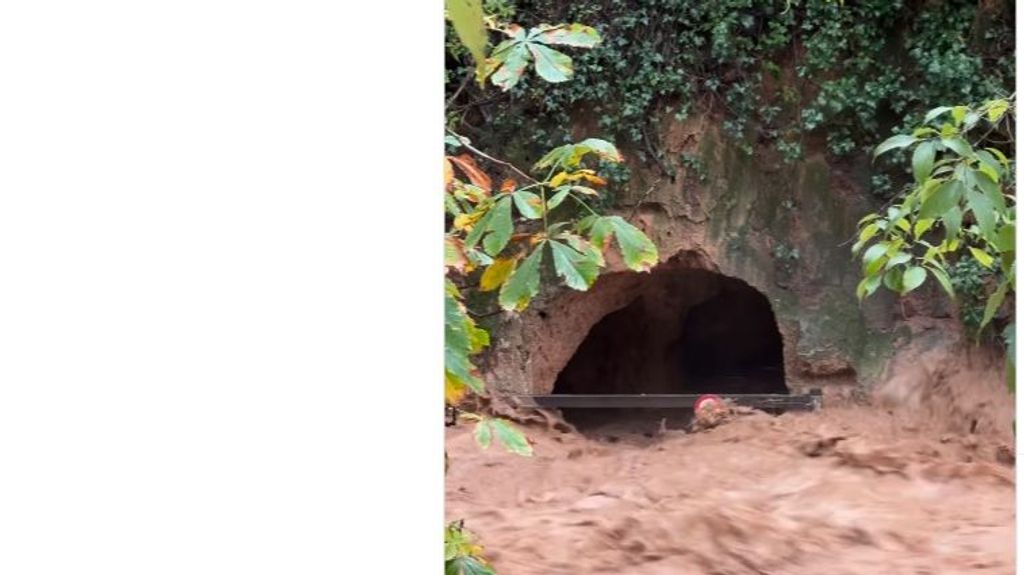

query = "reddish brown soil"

[{"left": 446, "top": 404, "right": 1015, "bottom": 574}]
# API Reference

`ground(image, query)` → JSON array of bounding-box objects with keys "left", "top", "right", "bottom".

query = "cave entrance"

[{"left": 552, "top": 268, "right": 787, "bottom": 432}]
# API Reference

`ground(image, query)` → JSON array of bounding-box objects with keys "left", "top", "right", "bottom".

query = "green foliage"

[
  {"left": 870, "top": 173, "right": 894, "bottom": 200},
  {"left": 855, "top": 98, "right": 1015, "bottom": 342},
  {"left": 586, "top": 215, "right": 658, "bottom": 271},
  {"left": 497, "top": 241, "right": 545, "bottom": 311},
  {"left": 447, "top": 135, "right": 659, "bottom": 313},
  {"left": 443, "top": 10, "right": 657, "bottom": 481},
  {"left": 483, "top": 0, "right": 516, "bottom": 21},
  {"left": 446, "top": 0, "right": 1013, "bottom": 188},
  {"left": 949, "top": 257, "right": 994, "bottom": 331},
  {"left": 446, "top": 0, "right": 490, "bottom": 83},
  {"left": 461, "top": 413, "right": 534, "bottom": 455},
  {"left": 444, "top": 0, "right": 602, "bottom": 91},
  {"left": 679, "top": 153, "right": 708, "bottom": 184},
  {"left": 445, "top": 279, "right": 489, "bottom": 404},
  {"left": 486, "top": 24, "right": 601, "bottom": 90},
  {"left": 445, "top": 521, "right": 496, "bottom": 575},
  {"left": 772, "top": 244, "right": 800, "bottom": 262}
]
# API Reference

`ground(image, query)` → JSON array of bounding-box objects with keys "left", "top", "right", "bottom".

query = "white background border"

[{"left": 0, "top": 1, "right": 440, "bottom": 572}]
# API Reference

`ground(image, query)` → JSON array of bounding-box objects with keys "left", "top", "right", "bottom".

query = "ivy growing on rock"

[{"left": 446, "top": 0, "right": 1014, "bottom": 189}]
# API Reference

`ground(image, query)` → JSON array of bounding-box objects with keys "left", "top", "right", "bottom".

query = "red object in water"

[{"left": 694, "top": 394, "right": 723, "bottom": 412}]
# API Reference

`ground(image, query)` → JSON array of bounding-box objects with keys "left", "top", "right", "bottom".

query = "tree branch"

[
  {"left": 446, "top": 70, "right": 474, "bottom": 109},
  {"left": 446, "top": 129, "right": 542, "bottom": 184},
  {"left": 628, "top": 179, "right": 662, "bottom": 223}
]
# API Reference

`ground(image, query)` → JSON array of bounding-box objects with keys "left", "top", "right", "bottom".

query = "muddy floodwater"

[{"left": 446, "top": 402, "right": 1015, "bottom": 574}]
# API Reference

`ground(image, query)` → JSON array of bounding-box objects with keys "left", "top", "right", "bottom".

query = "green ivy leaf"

[
  {"left": 965, "top": 189, "right": 996, "bottom": 243},
  {"left": 919, "top": 180, "right": 963, "bottom": 220},
  {"left": 987, "top": 99, "right": 1010, "bottom": 123},
  {"left": 971, "top": 168, "right": 1006, "bottom": 213},
  {"left": 994, "top": 223, "right": 1015, "bottom": 253},
  {"left": 927, "top": 264, "right": 956, "bottom": 299},
  {"left": 969, "top": 246, "right": 995, "bottom": 269},
  {"left": 976, "top": 160, "right": 1001, "bottom": 184},
  {"left": 923, "top": 106, "right": 952, "bottom": 124},
  {"left": 883, "top": 266, "right": 903, "bottom": 292},
  {"left": 963, "top": 111, "right": 982, "bottom": 130},
  {"left": 498, "top": 243, "right": 545, "bottom": 311},
  {"left": 858, "top": 213, "right": 881, "bottom": 226},
  {"left": 901, "top": 266, "right": 927, "bottom": 295},
  {"left": 912, "top": 141, "right": 936, "bottom": 184},
  {"left": 950, "top": 105, "right": 968, "bottom": 126},
  {"left": 941, "top": 208, "right": 962, "bottom": 242},
  {"left": 858, "top": 223, "right": 880, "bottom": 243},
  {"left": 913, "top": 218, "right": 934, "bottom": 240},
  {"left": 489, "top": 418, "right": 533, "bottom": 456},
  {"left": 862, "top": 243, "right": 889, "bottom": 275},
  {"left": 986, "top": 147, "right": 1011, "bottom": 170},
  {"left": 549, "top": 239, "right": 599, "bottom": 290},
  {"left": 940, "top": 137, "right": 973, "bottom": 157},
  {"left": 885, "top": 252, "right": 912, "bottom": 270},
  {"left": 981, "top": 281, "right": 1009, "bottom": 332},
  {"left": 856, "top": 274, "right": 882, "bottom": 301},
  {"left": 874, "top": 134, "right": 918, "bottom": 158}
]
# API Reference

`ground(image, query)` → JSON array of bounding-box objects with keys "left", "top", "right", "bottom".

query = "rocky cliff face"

[{"left": 478, "top": 113, "right": 992, "bottom": 401}]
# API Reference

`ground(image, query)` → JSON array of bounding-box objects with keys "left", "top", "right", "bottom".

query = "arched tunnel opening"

[{"left": 552, "top": 268, "right": 787, "bottom": 433}]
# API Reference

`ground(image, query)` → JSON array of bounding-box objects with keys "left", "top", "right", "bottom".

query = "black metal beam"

[{"left": 510, "top": 390, "right": 821, "bottom": 411}]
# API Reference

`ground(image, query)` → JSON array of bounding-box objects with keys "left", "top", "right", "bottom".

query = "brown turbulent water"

[{"left": 446, "top": 401, "right": 1015, "bottom": 574}]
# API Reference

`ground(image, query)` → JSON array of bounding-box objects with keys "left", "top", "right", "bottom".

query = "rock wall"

[{"left": 478, "top": 114, "right": 995, "bottom": 399}]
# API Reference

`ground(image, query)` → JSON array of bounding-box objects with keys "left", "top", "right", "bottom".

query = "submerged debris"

[{"left": 690, "top": 396, "right": 760, "bottom": 431}]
